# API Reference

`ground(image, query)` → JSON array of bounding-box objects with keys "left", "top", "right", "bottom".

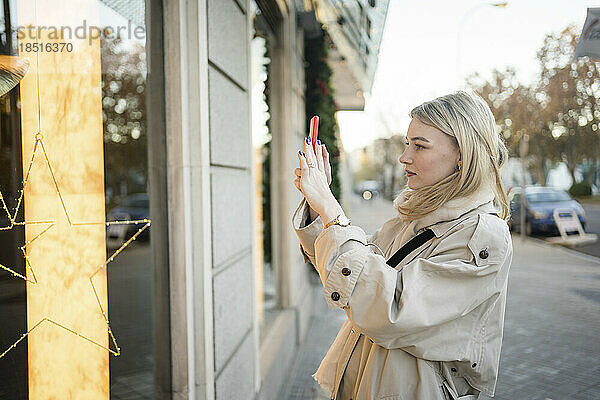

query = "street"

[
  {"left": 523, "top": 202, "right": 600, "bottom": 259},
  {"left": 283, "top": 195, "right": 600, "bottom": 399}
]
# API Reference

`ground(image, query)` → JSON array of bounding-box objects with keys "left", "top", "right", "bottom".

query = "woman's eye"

[{"left": 404, "top": 141, "right": 425, "bottom": 150}]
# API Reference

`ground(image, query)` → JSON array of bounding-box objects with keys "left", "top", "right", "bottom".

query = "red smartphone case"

[{"left": 309, "top": 116, "right": 319, "bottom": 150}]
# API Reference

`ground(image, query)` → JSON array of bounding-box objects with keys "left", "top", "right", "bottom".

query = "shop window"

[
  {"left": 0, "top": 2, "right": 27, "bottom": 396},
  {"left": 100, "top": 3, "right": 155, "bottom": 397},
  {"left": 0, "top": 0, "right": 164, "bottom": 398},
  {"left": 251, "top": 1, "right": 278, "bottom": 339}
]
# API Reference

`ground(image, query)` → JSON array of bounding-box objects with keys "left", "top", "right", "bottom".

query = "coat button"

[
  {"left": 479, "top": 249, "right": 489, "bottom": 259},
  {"left": 451, "top": 367, "right": 457, "bottom": 372},
  {"left": 331, "top": 292, "right": 340, "bottom": 301},
  {"left": 472, "top": 363, "right": 477, "bottom": 368},
  {"left": 341, "top": 267, "right": 351, "bottom": 276}
]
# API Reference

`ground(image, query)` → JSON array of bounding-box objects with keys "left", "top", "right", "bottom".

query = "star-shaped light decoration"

[{"left": 0, "top": 132, "right": 151, "bottom": 359}]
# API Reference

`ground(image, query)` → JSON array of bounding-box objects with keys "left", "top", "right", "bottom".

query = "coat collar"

[{"left": 397, "top": 189, "right": 498, "bottom": 238}]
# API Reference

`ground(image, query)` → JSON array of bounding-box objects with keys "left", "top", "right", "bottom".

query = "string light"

[{"left": 0, "top": 131, "right": 151, "bottom": 359}]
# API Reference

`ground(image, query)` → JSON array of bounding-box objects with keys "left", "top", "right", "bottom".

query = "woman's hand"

[
  {"left": 293, "top": 137, "right": 343, "bottom": 223},
  {"left": 294, "top": 136, "right": 331, "bottom": 221},
  {"left": 294, "top": 139, "right": 332, "bottom": 186},
  {"left": 294, "top": 138, "right": 333, "bottom": 222}
]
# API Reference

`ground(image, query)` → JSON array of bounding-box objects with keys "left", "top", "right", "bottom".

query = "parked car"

[
  {"left": 508, "top": 186, "right": 586, "bottom": 236},
  {"left": 106, "top": 193, "right": 150, "bottom": 247}
]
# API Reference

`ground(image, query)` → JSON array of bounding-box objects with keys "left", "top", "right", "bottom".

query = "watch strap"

[
  {"left": 324, "top": 214, "right": 350, "bottom": 229},
  {"left": 323, "top": 217, "right": 338, "bottom": 230}
]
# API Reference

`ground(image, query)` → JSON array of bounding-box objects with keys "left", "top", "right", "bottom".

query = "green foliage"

[
  {"left": 569, "top": 182, "right": 592, "bottom": 197},
  {"left": 304, "top": 30, "right": 342, "bottom": 199}
]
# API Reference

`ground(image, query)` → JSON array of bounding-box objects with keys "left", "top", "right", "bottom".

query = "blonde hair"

[{"left": 395, "top": 90, "right": 510, "bottom": 221}]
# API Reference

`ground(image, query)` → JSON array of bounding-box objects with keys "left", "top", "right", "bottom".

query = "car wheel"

[{"left": 526, "top": 220, "right": 533, "bottom": 236}]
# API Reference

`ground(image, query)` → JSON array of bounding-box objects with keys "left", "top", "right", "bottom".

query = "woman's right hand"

[
  {"left": 294, "top": 141, "right": 332, "bottom": 223},
  {"left": 294, "top": 141, "right": 332, "bottom": 187}
]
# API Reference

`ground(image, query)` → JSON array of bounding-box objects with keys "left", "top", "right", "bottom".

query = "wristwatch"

[{"left": 324, "top": 214, "right": 351, "bottom": 229}]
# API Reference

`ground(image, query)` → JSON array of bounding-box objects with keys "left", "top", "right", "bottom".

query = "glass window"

[
  {"left": 0, "top": 2, "right": 27, "bottom": 396},
  {"left": 0, "top": 1, "right": 163, "bottom": 398},
  {"left": 251, "top": 1, "right": 278, "bottom": 339},
  {"left": 99, "top": 2, "right": 156, "bottom": 397}
]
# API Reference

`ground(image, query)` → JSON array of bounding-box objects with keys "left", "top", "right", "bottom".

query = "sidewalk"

[
  {"left": 282, "top": 195, "right": 600, "bottom": 399},
  {"left": 479, "top": 236, "right": 600, "bottom": 400},
  {"left": 277, "top": 280, "right": 345, "bottom": 399}
]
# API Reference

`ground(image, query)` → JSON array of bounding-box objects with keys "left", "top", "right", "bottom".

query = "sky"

[{"left": 338, "top": 0, "right": 600, "bottom": 152}]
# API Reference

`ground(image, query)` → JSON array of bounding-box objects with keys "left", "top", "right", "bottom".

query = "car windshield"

[{"left": 526, "top": 191, "right": 571, "bottom": 203}]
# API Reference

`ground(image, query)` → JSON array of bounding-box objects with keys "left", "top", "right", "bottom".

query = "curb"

[{"left": 511, "top": 233, "right": 600, "bottom": 265}]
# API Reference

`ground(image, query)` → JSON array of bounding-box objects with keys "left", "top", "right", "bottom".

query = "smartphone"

[{"left": 309, "top": 116, "right": 319, "bottom": 151}]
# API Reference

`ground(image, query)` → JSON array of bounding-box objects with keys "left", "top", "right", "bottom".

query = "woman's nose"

[{"left": 399, "top": 150, "right": 411, "bottom": 165}]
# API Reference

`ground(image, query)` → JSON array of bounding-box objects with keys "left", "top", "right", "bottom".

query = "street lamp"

[{"left": 456, "top": 2, "right": 508, "bottom": 87}]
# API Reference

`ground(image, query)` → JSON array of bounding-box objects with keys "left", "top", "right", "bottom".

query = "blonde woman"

[{"left": 292, "top": 91, "right": 512, "bottom": 400}]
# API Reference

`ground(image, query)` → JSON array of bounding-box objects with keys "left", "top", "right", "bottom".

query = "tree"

[
  {"left": 470, "top": 69, "right": 561, "bottom": 185},
  {"left": 537, "top": 25, "right": 600, "bottom": 185},
  {"left": 469, "top": 25, "right": 600, "bottom": 187}
]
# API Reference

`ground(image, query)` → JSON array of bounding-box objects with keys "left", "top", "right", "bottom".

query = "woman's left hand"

[{"left": 293, "top": 137, "right": 343, "bottom": 221}]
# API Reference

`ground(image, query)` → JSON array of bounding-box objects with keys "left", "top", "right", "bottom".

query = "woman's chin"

[{"left": 406, "top": 179, "right": 420, "bottom": 190}]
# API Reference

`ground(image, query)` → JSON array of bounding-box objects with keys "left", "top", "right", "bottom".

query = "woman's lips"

[{"left": 406, "top": 170, "right": 416, "bottom": 176}]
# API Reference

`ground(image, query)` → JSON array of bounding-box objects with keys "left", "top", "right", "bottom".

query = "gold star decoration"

[{"left": 0, "top": 132, "right": 151, "bottom": 359}]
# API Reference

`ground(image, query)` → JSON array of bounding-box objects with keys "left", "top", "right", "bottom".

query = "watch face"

[{"left": 338, "top": 215, "right": 350, "bottom": 226}]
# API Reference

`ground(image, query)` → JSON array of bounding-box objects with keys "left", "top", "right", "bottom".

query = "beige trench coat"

[{"left": 293, "top": 189, "right": 513, "bottom": 400}]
